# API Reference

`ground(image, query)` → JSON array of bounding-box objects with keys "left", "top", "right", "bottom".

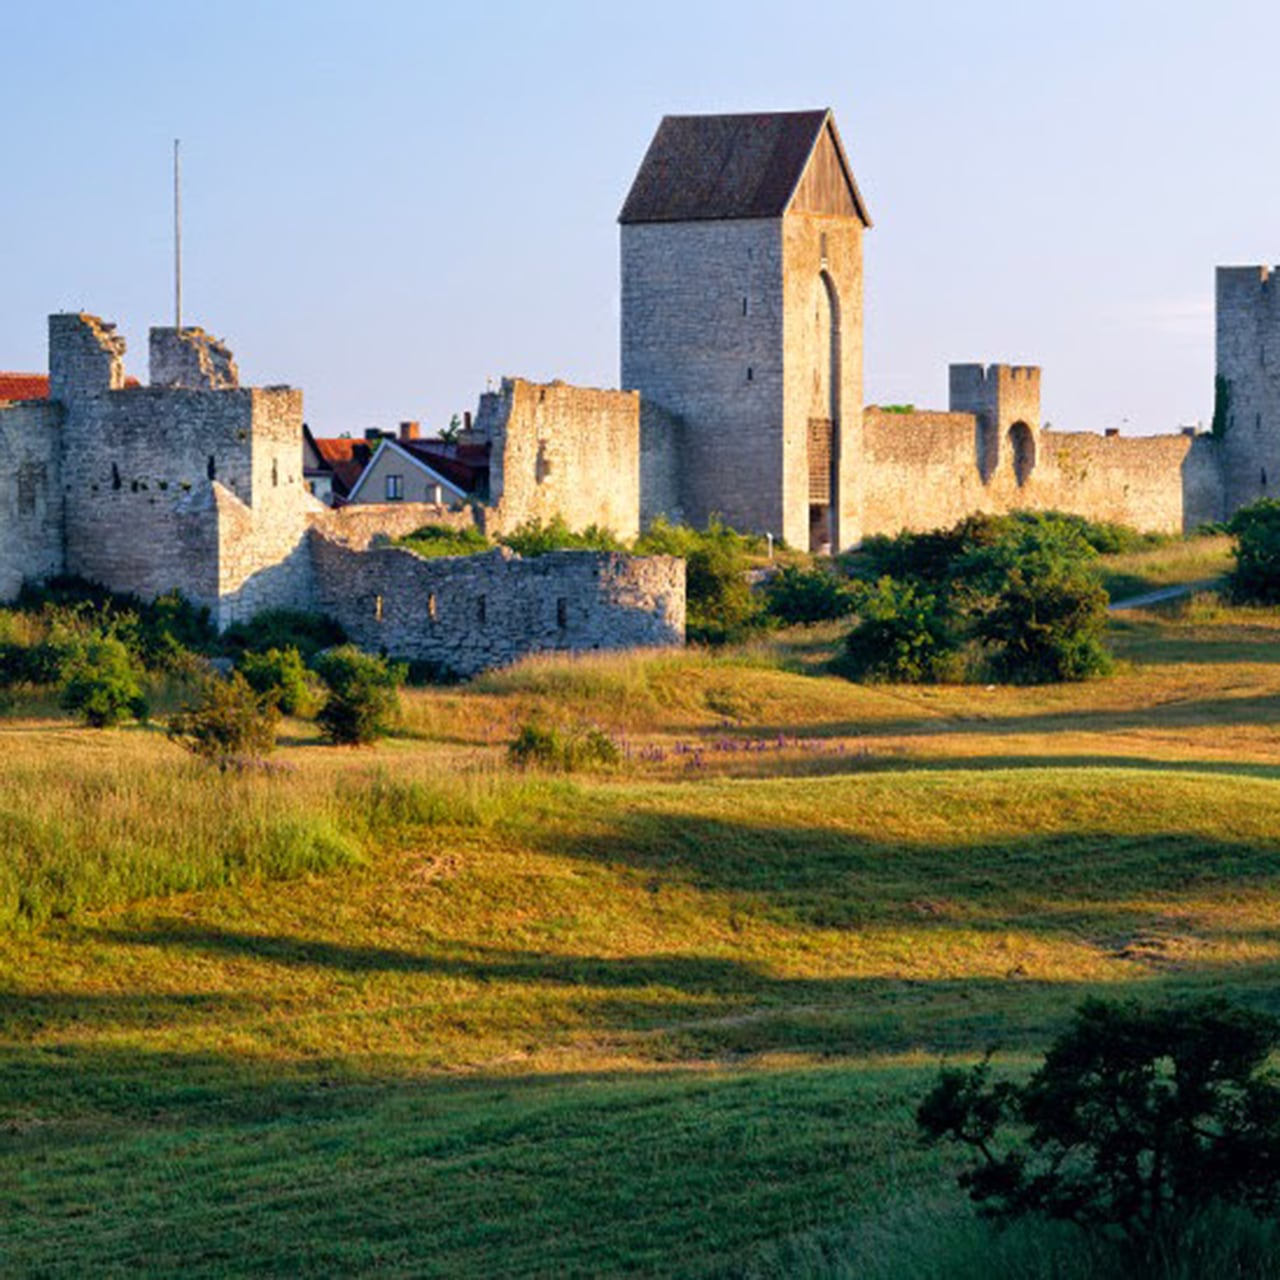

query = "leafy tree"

[
  {"left": 59, "top": 634, "right": 149, "bottom": 728},
  {"left": 763, "top": 564, "right": 857, "bottom": 625},
  {"left": 167, "top": 670, "right": 280, "bottom": 768},
  {"left": 236, "top": 646, "right": 321, "bottom": 716},
  {"left": 636, "top": 516, "right": 766, "bottom": 645},
  {"left": 1228, "top": 499, "right": 1280, "bottom": 604},
  {"left": 313, "top": 645, "right": 406, "bottom": 744},
  {"left": 841, "top": 576, "right": 960, "bottom": 682},
  {"left": 918, "top": 998, "right": 1280, "bottom": 1257}
]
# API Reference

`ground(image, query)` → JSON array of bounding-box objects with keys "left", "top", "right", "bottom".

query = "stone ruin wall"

[
  {"left": 479, "top": 378, "right": 642, "bottom": 539},
  {"left": 0, "top": 400, "right": 64, "bottom": 601},
  {"left": 862, "top": 409, "right": 1223, "bottom": 535},
  {"left": 311, "top": 539, "right": 685, "bottom": 677}
]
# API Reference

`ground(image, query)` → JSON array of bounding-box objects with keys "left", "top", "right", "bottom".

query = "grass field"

[{"left": 3, "top": 556, "right": 1280, "bottom": 1276}]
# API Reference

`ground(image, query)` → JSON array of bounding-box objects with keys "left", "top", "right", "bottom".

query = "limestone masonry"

[{"left": 1, "top": 107, "right": 1275, "bottom": 671}]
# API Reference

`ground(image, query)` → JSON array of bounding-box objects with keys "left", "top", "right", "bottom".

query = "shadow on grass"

[{"left": 741, "top": 686, "right": 1280, "bottom": 742}]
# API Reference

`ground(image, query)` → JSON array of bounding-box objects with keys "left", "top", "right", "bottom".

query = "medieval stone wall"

[
  {"left": 481, "top": 378, "right": 641, "bottom": 539},
  {"left": 0, "top": 401, "right": 64, "bottom": 600},
  {"left": 863, "top": 409, "right": 1222, "bottom": 535},
  {"left": 622, "top": 218, "right": 786, "bottom": 535},
  {"left": 311, "top": 540, "right": 685, "bottom": 677},
  {"left": 308, "top": 501, "right": 479, "bottom": 548}
]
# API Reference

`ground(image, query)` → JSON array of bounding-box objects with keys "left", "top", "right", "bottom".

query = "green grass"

[
  {"left": 3, "top": 598, "right": 1280, "bottom": 1275},
  {"left": 1096, "top": 533, "right": 1233, "bottom": 601}
]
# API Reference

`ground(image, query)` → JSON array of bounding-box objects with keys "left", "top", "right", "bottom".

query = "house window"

[
  {"left": 428, "top": 483, "right": 443, "bottom": 504},
  {"left": 386, "top": 473, "right": 403, "bottom": 501}
]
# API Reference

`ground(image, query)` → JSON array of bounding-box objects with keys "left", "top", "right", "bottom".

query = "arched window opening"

[{"left": 1008, "top": 422, "right": 1036, "bottom": 487}]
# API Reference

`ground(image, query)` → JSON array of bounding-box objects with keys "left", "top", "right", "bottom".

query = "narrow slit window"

[
  {"left": 374, "top": 594, "right": 384, "bottom": 623},
  {"left": 556, "top": 597, "right": 568, "bottom": 628},
  {"left": 207, "top": 455, "right": 216, "bottom": 480},
  {"left": 742, "top": 297, "right": 748, "bottom": 317},
  {"left": 747, "top": 366, "right": 753, "bottom": 382},
  {"left": 477, "top": 595, "right": 487, "bottom": 625},
  {"left": 428, "top": 592, "right": 438, "bottom": 621}
]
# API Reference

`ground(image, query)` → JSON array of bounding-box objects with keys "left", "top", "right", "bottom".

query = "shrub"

[
  {"left": 59, "top": 635, "right": 149, "bottom": 727},
  {"left": 917, "top": 997, "right": 1280, "bottom": 1262},
  {"left": 763, "top": 564, "right": 857, "bottom": 625},
  {"left": 167, "top": 670, "right": 280, "bottom": 768},
  {"left": 841, "top": 576, "right": 961, "bottom": 682},
  {"left": 501, "top": 515, "right": 623, "bottom": 556},
  {"left": 221, "top": 609, "right": 346, "bottom": 661},
  {"left": 507, "top": 719, "right": 620, "bottom": 771},
  {"left": 636, "top": 517, "right": 766, "bottom": 645},
  {"left": 236, "top": 646, "right": 320, "bottom": 716},
  {"left": 15, "top": 577, "right": 215, "bottom": 671},
  {"left": 960, "top": 517, "right": 1112, "bottom": 682},
  {"left": 1227, "top": 499, "right": 1280, "bottom": 604},
  {"left": 397, "top": 523, "right": 492, "bottom": 558},
  {"left": 313, "top": 645, "right": 406, "bottom": 744}
]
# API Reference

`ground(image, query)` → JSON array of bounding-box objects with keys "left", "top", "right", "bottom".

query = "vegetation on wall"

[{"left": 1213, "top": 373, "right": 1233, "bottom": 438}]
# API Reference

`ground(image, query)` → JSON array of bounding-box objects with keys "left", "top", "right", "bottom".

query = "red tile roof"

[{"left": 0, "top": 372, "right": 49, "bottom": 401}]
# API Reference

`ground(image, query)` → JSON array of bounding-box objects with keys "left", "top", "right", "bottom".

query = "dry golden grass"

[{"left": 4, "top": 602, "right": 1280, "bottom": 1275}]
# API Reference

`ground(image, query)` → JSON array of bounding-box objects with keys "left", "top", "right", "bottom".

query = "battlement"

[
  {"left": 1217, "top": 265, "right": 1278, "bottom": 295},
  {"left": 48, "top": 313, "right": 127, "bottom": 403},
  {"left": 150, "top": 327, "right": 239, "bottom": 390}
]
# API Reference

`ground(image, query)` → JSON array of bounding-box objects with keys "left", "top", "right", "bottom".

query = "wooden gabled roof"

[{"left": 619, "top": 109, "right": 870, "bottom": 227}]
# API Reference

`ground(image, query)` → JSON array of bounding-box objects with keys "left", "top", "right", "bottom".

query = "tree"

[
  {"left": 1228, "top": 499, "right": 1280, "bottom": 604},
  {"left": 917, "top": 998, "right": 1280, "bottom": 1256},
  {"left": 313, "top": 645, "right": 405, "bottom": 744},
  {"left": 841, "top": 576, "right": 960, "bottom": 682},
  {"left": 167, "top": 669, "right": 280, "bottom": 768},
  {"left": 59, "top": 634, "right": 149, "bottom": 728}
]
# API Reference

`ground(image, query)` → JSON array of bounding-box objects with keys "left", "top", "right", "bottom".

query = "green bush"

[
  {"left": 507, "top": 720, "right": 620, "bottom": 771},
  {"left": 236, "top": 646, "right": 321, "bottom": 716},
  {"left": 59, "top": 635, "right": 149, "bottom": 728},
  {"left": 15, "top": 578, "right": 215, "bottom": 671},
  {"left": 397, "top": 523, "right": 493, "bottom": 558},
  {"left": 636, "top": 517, "right": 766, "bottom": 645},
  {"left": 1227, "top": 499, "right": 1280, "bottom": 604},
  {"left": 167, "top": 670, "right": 280, "bottom": 768},
  {"left": 959, "top": 516, "right": 1112, "bottom": 683},
  {"left": 221, "top": 609, "right": 347, "bottom": 661},
  {"left": 841, "top": 577, "right": 961, "bottom": 683},
  {"left": 840, "top": 513, "right": 1112, "bottom": 685},
  {"left": 918, "top": 997, "right": 1280, "bottom": 1264},
  {"left": 501, "top": 515, "right": 624, "bottom": 556},
  {"left": 763, "top": 564, "right": 857, "bottom": 625},
  {"left": 313, "top": 645, "right": 406, "bottom": 744}
]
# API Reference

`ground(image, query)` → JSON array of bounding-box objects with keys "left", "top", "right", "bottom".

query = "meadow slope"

[{"left": 3, "top": 584, "right": 1280, "bottom": 1276}]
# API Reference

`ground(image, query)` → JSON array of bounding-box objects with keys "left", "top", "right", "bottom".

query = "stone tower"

[
  {"left": 619, "top": 109, "right": 871, "bottom": 551},
  {"left": 1216, "top": 266, "right": 1280, "bottom": 514}
]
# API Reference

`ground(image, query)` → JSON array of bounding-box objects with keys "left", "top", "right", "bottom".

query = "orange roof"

[{"left": 0, "top": 372, "right": 49, "bottom": 401}]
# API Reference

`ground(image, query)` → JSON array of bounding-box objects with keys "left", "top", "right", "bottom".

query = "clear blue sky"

[{"left": 4, "top": 0, "right": 1279, "bottom": 437}]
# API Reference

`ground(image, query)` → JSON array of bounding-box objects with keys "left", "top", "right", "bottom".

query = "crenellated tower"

[{"left": 1215, "top": 266, "right": 1280, "bottom": 514}]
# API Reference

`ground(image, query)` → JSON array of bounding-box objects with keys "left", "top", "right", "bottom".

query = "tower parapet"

[
  {"left": 949, "top": 363, "right": 1040, "bottom": 482},
  {"left": 48, "top": 313, "right": 126, "bottom": 404}
]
